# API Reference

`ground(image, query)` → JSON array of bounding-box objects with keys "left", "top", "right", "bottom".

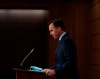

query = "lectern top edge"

[{"left": 13, "top": 68, "right": 45, "bottom": 74}]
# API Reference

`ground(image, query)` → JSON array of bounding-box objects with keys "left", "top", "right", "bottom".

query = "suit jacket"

[{"left": 52, "top": 33, "right": 79, "bottom": 79}]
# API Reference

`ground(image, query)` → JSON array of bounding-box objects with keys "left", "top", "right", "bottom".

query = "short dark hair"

[{"left": 49, "top": 19, "right": 65, "bottom": 31}]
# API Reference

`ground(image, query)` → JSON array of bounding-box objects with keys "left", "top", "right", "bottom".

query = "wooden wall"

[
  {"left": 88, "top": 0, "right": 100, "bottom": 79},
  {"left": 47, "top": 3, "right": 91, "bottom": 79}
]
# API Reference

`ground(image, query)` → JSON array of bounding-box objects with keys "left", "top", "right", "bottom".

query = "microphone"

[{"left": 20, "top": 48, "right": 34, "bottom": 68}]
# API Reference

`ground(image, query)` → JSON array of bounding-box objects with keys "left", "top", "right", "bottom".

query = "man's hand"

[{"left": 42, "top": 69, "right": 56, "bottom": 76}]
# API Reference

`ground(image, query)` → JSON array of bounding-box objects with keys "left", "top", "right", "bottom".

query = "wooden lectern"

[{"left": 13, "top": 68, "right": 51, "bottom": 79}]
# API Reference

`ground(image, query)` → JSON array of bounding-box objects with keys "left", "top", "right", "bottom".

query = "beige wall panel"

[
  {"left": 93, "top": 0, "right": 100, "bottom": 4},
  {"left": 92, "top": 3, "right": 100, "bottom": 20},
  {"left": 90, "top": 65, "right": 100, "bottom": 79},
  {"left": 90, "top": 35, "right": 100, "bottom": 49},
  {"left": 90, "top": 50, "right": 100, "bottom": 64},
  {"left": 91, "top": 19, "right": 100, "bottom": 34}
]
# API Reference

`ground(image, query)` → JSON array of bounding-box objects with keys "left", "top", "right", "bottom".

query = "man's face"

[{"left": 49, "top": 23, "right": 61, "bottom": 39}]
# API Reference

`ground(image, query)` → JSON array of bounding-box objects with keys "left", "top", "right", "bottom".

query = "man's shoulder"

[
  {"left": 62, "top": 33, "right": 71, "bottom": 41},
  {"left": 62, "top": 34, "right": 75, "bottom": 44}
]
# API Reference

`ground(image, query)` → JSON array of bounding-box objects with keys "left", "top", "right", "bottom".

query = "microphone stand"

[{"left": 20, "top": 48, "right": 34, "bottom": 69}]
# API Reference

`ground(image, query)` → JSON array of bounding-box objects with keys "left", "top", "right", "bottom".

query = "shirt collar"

[{"left": 59, "top": 32, "right": 66, "bottom": 41}]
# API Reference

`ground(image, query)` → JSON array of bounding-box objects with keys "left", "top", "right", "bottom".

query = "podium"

[{"left": 13, "top": 68, "right": 50, "bottom": 79}]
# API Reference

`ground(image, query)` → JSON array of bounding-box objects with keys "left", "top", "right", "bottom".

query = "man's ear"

[{"left": 58, "top": 27, "right": 62, "bottom": 31}]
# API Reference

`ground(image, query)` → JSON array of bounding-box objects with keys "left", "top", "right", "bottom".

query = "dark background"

[{"left": 0, "top": 9, "right": 49, "bottom": 79}]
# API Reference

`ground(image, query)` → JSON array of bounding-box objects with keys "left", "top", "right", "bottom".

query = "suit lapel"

[
  {"left": 56, "top": 33, "right": 69, "bottom": 53},
  {"left": 56, "top": 40, "right": 62, "bottom": 53}
]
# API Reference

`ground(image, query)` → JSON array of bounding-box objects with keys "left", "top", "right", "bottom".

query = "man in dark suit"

[{"left": 42, "top": 19, "right": 79, "bottom": 79}]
